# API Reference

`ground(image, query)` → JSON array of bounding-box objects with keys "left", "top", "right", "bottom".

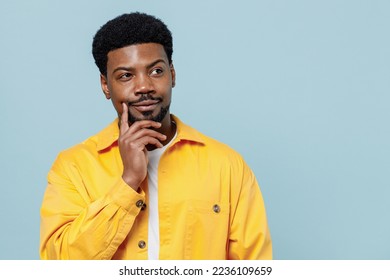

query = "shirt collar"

[
  {"left": 170, "top": 115, "right": 205, "bottom": 146},
  {"left": 96, "top": 119, "right": 120, "bottom": 152},
  {"left": 96, "top": 115, "right": 204, "bottom": 152}
]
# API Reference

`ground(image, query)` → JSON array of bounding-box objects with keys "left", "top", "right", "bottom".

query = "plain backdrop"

[{"left": 0, "top": 0, "right": 389, "bottom": 260}]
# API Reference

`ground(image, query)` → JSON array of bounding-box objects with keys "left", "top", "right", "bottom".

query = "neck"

[{"left": 159, "top": 114, "right": 176, "bottom": 145}]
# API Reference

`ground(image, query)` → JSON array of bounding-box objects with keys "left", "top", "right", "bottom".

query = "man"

[{"left": 40, "top": 12, "right": 272, "bottom": 260}]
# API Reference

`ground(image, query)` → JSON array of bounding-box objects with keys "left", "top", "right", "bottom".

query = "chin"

[{"left": 129, "top": 106, "right": 170, "bottom": 123}]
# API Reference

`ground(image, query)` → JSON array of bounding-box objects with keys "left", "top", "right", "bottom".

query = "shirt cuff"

[{"left": 106, "top": 177, "right": 146, "bottom": 213}]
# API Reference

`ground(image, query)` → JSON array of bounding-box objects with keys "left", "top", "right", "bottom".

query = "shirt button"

[
  {"left": 213, "top": 204, "right": 221, "bottom": 213},
  {"left": 138, "top": 240, "right": 146, "bottom": 249},
  {"left": 136, "top": 200, "right": 144, "bottom": 208},
  {"left": 141, "top": 203, "right": 147, "bottom": 211}
]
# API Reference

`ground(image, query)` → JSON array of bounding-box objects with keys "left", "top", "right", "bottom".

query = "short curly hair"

[{"left": 92, "top": 12, "right": 173, "bottom": 76}]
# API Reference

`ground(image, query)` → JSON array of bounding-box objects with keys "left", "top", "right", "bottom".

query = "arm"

[
  {"left": 40, "top": 163, "right": 145, "bottom": 259},
  {"left": 228, "top": 159, "right": 273, "bottom": 260},
  {"left": 40, "top": 103, "right": 166, "bottom": 259}
]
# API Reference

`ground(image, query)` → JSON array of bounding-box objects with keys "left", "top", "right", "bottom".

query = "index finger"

[{"left": 120, "top": 102, "right": 129, "bottom": 133}]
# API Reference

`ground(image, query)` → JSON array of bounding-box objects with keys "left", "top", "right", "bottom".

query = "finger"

[
  {"left": 128, "top": 120, "right": 162, "bottom": 131},
  {"left": 120, "top": 103, "right": 129, "bottom": 133},
  {"left": 137, "top": 136, "right": 164, "bottom": 149},
  {"left": 122, "top": 136, "right": 164, "bottom": 150},
  {"left": 122, "top": 121, "right": 163, "bottom": 138},
  {"left": 125, "top": 127, "right": 167, "bottom": 142}
]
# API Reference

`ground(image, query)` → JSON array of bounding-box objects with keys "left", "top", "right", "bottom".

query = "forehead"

[{"left": 107, "top": 43, "right": 169, "bottom": 68}]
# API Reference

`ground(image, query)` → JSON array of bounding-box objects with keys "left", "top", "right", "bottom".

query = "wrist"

[{"left": 122, "top": 175, "right": 140, "bottom": 191}]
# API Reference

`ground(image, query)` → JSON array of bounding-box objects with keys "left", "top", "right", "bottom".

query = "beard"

[
  {"left": 127, "top": 94, "right": 171, "bottom": 123},
  {"left": 128, "top": 103, "right": 170, "bottom": 123}
]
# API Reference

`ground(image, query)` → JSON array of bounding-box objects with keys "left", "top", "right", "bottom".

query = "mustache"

[
  {"left": 128, "top": 94, "right": 162, "bottom": 105},
  {"left": 127, "top": 94, "right": 162, "bottom": 106}
]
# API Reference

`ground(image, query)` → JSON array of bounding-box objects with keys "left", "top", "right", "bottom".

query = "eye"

[
  {"left": 150, "top": 68, "right": 164, "bottom": 76},
  {"left": 119, "top": 73, "right": 133, "bottom": 80}
]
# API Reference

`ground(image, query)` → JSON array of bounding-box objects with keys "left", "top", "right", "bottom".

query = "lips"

[{"left": 130, "top": 99, "right": 160, "bottom": 112}]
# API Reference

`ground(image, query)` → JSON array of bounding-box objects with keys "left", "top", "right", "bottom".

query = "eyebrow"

[{"left": 112, "top": 59, "right": 167, "bottom": 74}]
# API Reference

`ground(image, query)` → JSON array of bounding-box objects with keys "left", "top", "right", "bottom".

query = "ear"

[
  {"left": 170, "top": 63, "right": 176, "bottom": 88},
  {"left": 100, "top": 74, "right": 111, "bottom": 99}
]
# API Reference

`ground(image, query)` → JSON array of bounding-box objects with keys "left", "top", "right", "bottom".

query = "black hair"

[{"left": 92, "top": 12, "right": 173, "bottom": 76}]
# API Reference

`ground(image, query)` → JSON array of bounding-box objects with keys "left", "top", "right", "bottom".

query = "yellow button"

[
  {"left": 136, "top": 200, "right": 144, "bottom": 208},
  {"left": 138, "top": 240, "right": 146, "bottom": 249}
]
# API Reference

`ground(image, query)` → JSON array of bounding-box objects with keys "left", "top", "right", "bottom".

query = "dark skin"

[{"left": 100, "top": 43, "right": 176, "bottom": 191}]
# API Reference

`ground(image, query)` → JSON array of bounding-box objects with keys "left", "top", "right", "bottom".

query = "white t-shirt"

[{"left": 147, "top": 132, "right": 176, "bottom": 260}]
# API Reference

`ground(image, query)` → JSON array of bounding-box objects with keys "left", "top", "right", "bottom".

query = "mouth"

[{"left": 130, "top": 99, "right": 160, "bottom": 112}]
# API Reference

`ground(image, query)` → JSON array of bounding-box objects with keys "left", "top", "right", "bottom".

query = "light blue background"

[{"left": 1, "top": 0, "right": 389, "bottom": 260}]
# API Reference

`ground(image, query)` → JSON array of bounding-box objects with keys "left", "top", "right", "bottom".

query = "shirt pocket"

[{"left": 184, "top": 200, "right": 230, "bottom": 259}]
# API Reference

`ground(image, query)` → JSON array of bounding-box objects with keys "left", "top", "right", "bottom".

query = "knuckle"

[{"left": 129, "top": 142, "right": 138, "bottom": 149}]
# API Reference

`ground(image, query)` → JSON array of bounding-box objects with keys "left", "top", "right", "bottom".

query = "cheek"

[
  {"left": 108, "top": 93, "right": 126, "bottom": 113},
  {"left": 109, "top": 85, "right": 131, "bottom": 103},
  {"left": 110, "top": 99, "right": 122, "bottom": 116},
  {"left": 157, "top": 82, "right": 173, "bottom": 95}
]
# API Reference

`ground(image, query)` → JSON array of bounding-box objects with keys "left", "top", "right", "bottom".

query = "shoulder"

[
  {"left": 53, "top": 119, "right": 118, "bottom": 166},
  {"left": 201, "top": 130, "right": 241, "bottom": 157},
  {"left": 174, "top": 115, "right": 246, "bottom": 167},
  {"left": 201, "top": 131, "right": 247, "bottom": 171}
]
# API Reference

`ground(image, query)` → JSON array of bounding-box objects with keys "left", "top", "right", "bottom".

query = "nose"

[{"left": 134, "top": 74, "right": 154, "bottom": 95}]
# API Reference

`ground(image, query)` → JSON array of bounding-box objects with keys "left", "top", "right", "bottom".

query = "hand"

[{"left": 119, "top": 103, "right": 167, "bottom": 191}]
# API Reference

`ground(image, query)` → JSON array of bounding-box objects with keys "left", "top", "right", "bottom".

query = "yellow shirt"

[{"left": 40, "top": 115, "right": 272, "bottom": 259}]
